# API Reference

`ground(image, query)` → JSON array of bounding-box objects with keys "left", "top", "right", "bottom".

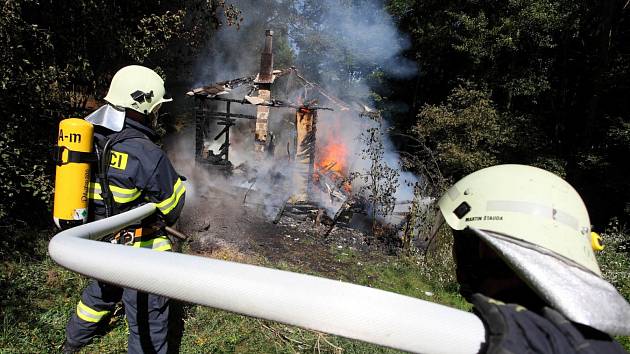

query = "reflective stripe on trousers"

[
  {"left": 76, "top": 300, "right": 110, "bottom": 323},
  {"left": 132, "top": 236, "right": 172, "bottom": 252}
]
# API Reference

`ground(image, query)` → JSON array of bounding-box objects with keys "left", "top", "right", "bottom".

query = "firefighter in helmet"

[
  {"left": 62, "top": 65, "right": 186, "bottom": 353},
  {"left": 431, "top": 164, "right": 630, "bottom": 353}
]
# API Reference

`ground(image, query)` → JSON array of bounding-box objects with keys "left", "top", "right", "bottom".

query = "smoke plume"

[{"left": 176, "top": 0, "right": 420, "bottom": 224}]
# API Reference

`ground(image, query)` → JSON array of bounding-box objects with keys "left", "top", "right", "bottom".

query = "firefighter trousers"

[{"left": 65, "top": 279, "right": 183, "bottom": 353}]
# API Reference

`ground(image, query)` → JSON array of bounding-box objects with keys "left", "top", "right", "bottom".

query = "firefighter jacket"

[{"left": 88, "top": 118, "right": 185, "bottom": 227}]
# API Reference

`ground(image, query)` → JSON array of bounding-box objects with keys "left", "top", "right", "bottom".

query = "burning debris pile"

[{"left": 185, "top": 30, "right": 421, "bottom": 241}]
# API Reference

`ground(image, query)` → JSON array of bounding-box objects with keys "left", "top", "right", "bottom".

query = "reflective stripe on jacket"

[{"left": 89, "top": 119, "right": 185, "bottom": 225}]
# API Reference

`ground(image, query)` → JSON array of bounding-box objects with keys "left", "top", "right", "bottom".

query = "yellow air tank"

[{"left": 53, "top": 118, "right": 94, "bottom": 229}]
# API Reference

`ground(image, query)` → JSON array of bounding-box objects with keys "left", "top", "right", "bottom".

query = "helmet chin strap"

[{"left": 150, "top": 111, "right": 160, "bottom": 131}]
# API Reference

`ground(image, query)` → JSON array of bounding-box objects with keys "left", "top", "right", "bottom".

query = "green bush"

[
  {"left": 597, "top": 219, "right": 630, "bottom": 302},
  {"left": 413, "top": 84, "right": 516, "bottom": 179}
]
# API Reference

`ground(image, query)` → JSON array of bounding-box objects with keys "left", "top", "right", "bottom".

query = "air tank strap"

[
  {"left": 52, "top": 146, "right": 98, "bottom": 166},
  {"left": 94, "top": 129, "right": 135, "bottom": 218}
]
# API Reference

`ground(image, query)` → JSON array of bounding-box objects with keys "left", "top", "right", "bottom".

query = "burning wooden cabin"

[
  {"left": 186, "top": 30, "right": 419, "bottom": 239},
  {"left": 188, "top": 31, "right": 432, "bottom": 241},
  {"left": 187, "top": 30, "right": 352, "bottom": 201}
]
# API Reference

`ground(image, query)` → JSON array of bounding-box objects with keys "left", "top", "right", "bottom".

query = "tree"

[
  {"left": 388, "top": 0, "right": 630, "bottom": 225},
  {"left": 413, "top": 84, "right": 514, "bottom": 178}
]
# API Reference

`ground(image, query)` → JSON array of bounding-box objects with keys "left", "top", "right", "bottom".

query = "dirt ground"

[{"left": 177, "top": 180, "right": 394, "bottom": 280}]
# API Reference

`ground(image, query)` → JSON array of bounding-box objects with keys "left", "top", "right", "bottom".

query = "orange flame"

[
  {"left": 312, "top": 113, "right": 353, "bottom": 194},
  {"left": 316, "top": 142, "right": 348, "bottom": 174},
  {"left": 315, "top": 138, "right": 352, "bottom": 194}
]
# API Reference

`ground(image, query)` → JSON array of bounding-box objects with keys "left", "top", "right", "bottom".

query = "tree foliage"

[
  {"left": 389, "top": 0, "right": 630, "bottom": 225},
  {"left": 414, "top": 84, "right": 514, "bottom": 177}
]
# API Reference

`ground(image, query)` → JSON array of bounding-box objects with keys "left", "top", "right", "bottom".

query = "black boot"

[{"left": 61, "top": 340, "right": 83, "bottom": 354}]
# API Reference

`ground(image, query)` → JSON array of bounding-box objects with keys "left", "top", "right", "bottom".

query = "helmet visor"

[{"left": 471, "top": 227, "right": 630, "bottom": 335}]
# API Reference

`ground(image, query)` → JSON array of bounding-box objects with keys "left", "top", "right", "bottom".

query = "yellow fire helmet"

[{"left": 437, "top": 164, "right": 630, "bottom": 335}]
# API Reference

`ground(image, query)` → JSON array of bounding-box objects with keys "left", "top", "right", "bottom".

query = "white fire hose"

[{"left": 48, "top": 203, "right": 486, "bottom": 354}]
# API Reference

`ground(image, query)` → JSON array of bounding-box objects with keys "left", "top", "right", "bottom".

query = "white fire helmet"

[
  {"left": 86, "top": 65, "right": 172, "bottom": 131},
  {"left": 104, "top": 65, "right": 171, "bottom": 115},
  {"left": 436, "top": 164, "right": 630, "bottom": 335}
]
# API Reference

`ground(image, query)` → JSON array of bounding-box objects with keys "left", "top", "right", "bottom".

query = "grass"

[
  {"left": 0, "top": 227, "right": 462, "bottom": 354},
  {"left": 328, "top": 242, "right": 469, "bottom": 310},
  {"left": 597, "top": 219, "right": 630, "bottom": 350},
  {"left": 1, "top": 257, "right": 84, "bottom": 352}
]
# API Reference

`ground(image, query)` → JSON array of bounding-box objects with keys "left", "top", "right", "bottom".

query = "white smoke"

[
  {"left": 178, "top": 0, "right": 420, "bottom": 224},
  {"left": 293, "top": 0, "right": 417, "bottom": 79}
]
